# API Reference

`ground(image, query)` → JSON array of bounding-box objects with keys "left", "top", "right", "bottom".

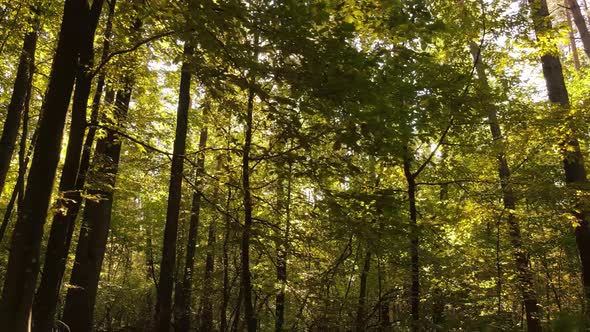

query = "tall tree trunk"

[
  {"left": 529, "top": 0, "right": 590, "bottom": 323},
  {"left": 567, "top": 0, "right": 590, "bottom": 59},
  {"left": 200, "top": 217, "right": 217, "bottom": 331},
  {"left": 355, "top": 249, "right": 371, "bottom": 332},
  {"left": 200, "top": 154, "right": 222, "bottom": 332},
  {"left": 0, "top": 6, "right": 39, "bottom": 198},
  {"left": 175, "top": 123, "right": 207, "bottom": 332},
  {"left": 470, "top": 42, "right": 543, "bottom": 332},
  {"left": 403, "top": 154, "right": 420, "bottom": 332},
  {"left": 566, "top": 0, "right": 582, "bottom": 70},
  {"left": 32, "top": 2, "right": 106, "bottom": 331},
  {"left": 155, "top": 41, "right": 193, "bottom": 332},
  {"left": 221, "top": 187, "right": 233, "bottom": 332},
  {"left": 275, "top": 159, "right": 292, "bottom": 332},
  {"left": 0, "top": 56, "right": 38, "bottom": 244},
  {"left": 0, "top": 1, "right": 87, "bottom": 330},
  {"left": 241, "top": 85, "right": 257, "bottom": 332},
  {"left": 61, "top": 84, "right": 132, "bottom": 332}
]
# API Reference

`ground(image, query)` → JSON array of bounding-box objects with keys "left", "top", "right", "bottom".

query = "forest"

[{"left": 2, "top": 0, "right": 590, "bottom": 331}]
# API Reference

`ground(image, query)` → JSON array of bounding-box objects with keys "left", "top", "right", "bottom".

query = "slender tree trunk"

[
  {"left": 241, "top": 85, "right": 257, "bottom": 332},
  {"left": 221, "top": 187, "right": 233, "bottom": 332},
  {"left": 61, "top": 84, "right": 132, "bottom": 332},
  {"left": 199, "top": 219, "right": 217, "bottom": 331},
  {"left": 275, "top": 159, "right": 292, "bottom": 332},
  {"left": 471, "top": 42, "right": 543, "bottom": 332},
  {"left": 147, "top": 224, "right": 160, "bottom": 291},
  {"left": 0, "top": 1, "right": 87, "bottom": 330},
  {"left": 530, "top": 0, "right": 590, "bottom": 323},
  {"left": 32, "top": 2, "right": 105, "bottom": 331},
  {"left": 567, "top": 0, "right": 590, "bottom": 59},
  {"left": 0, "top": 60, "right": 37, "bottom": 244},
  {"left": 199, "top": 154, "right": 222, "bottom": 331},
  {"left": 0, "top": 6, "right": 39, "bottom": 198},
  {"left": 175, "top": 125, "right": 207, "bottom": 332},
  {"left": 566, "top": 0, "right": 582, "bottom": 70},
  {"left": 355, "top": 249, "right": 371, "bottom": 332},
  {"left": 155, "top": 41, "right": 193, "bottom": 332},
  {"left": 403, "top": 154, "right": 420, "bottom": 332}
]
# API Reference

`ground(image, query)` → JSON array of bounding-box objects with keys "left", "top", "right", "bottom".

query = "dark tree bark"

[
  {"left": 200, "top": 218, "right": 217, "bottom": 331},
  {"left": 355, "top": 249, "right": 371, "bottom": 332},
  {"left": 275, "top": 159, "right": 292, "bottom": 332},
  {"left": 200, "top": 152, "right": 220, "bottom": 332},
  {"left": 155, "top": 42, "right": 193, "bottom": 332},
  {"left": 0, "top": 54, "right": 37, "bottom": 244},
  {"left": 403, "top": 154, "right": 420, "bottom": 332},
  {"left": 529, "top": 0, "right": 590, "bottom": 323},
  {"left": 61, "top": 84, "right": 132, "bottom": 332},
  {"left": 567, "top": 0, "right": 590, "bottom": 60},
  {"left": 221, "top": 187, "right": 233, "bottom": 332},
  {"left": 241, "top": 86, "right": 257, "bottom": 332},
  {"left": 174, "top": 123, "right": 207, "bottom": 332},
  {"left": 32, "top": 2, "right": 106, "bottom": 331},
  {"left": 566, "top": 0, "right": 582, "bottom": 70},
  {"left": 0, "top": 1, "right": 87, "bottom": 330},
  {"left": 470, "top": 42, "right": 542, "bottom": 332},
  {"left": 0, "top": 6, "right": 39, "bottom": 198}
]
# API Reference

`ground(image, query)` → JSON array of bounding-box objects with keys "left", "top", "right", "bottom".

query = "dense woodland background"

[{"left": 3, "top": 0, "right": 590, "bottom": 331}]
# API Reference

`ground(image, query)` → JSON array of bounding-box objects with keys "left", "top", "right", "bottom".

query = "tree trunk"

[
  {"left": 355, "top": 249, "right": 371, "bottom": 332},
  {"left": 221, "top": 187, "right": 233, "bottom": 332},
  {"left": 199, "top": 154, "right": 222, "bottom": 332},
  {"left": 32, "top": 2, "right": 106, "bottom": 331},
  {"left": 566, "top": 0, "right": 582, "bottom": 70},
  {"left": 155, "top": 41, "right": 193, "bottom": 332},
  {"left": 567, "top": 0, "right": 590, "bottom": 60},
  {"left": 0, "top": 6, "right": 39, "bottom": 198},
  {"left": 529, "top": 0, "right": 590, "bottom": 323},
  {"left": 61, "top": 84, "right": 132, "bottom": 332},
  {"left": 241, "top": 85, "right": 257, "bottom": 332},
  {"left": 275, "top": 159, "right": 292, "bottom": 332},
  {"left": 470, "top": 42, "right": 543, "bottom": 332},
  {"left": 175, "top": 124, "right": 207, "bottom": 332},
  {"left": 403, "top": 154, "right": 420, "bottom": 332},
  {"left": 0, "top": 59, "right": 38, "bottom": 244},
  {"left": 0, "top": 1, "right": 86, "bottom": 330}
]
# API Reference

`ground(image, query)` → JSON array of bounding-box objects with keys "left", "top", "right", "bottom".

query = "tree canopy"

[{"left": 1, "top": 0, "right": 590, "bottom": 331}]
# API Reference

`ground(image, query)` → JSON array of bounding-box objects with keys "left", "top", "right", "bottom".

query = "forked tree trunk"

[
  {"left": 62, "top": 84, "right": 133, "bottom": 332},
  {"left": 0, "top": 53, "right": 37, "bottom": 244},
  {"left": 470, "top": 42, "right": 542, "bottom": 332},
  {"left": 175, "top": 123, "right": 207, "bottom": 332},
  {"left": 0, "top": 1, "right": 86, "bottom": 330},
  {"left": 567, "top": 0, "right": 590, "bottom": 59},
  {"left": 529, "top": 0, "right": 590, "bottom": 323},
  {"left": 155, "top": 41, "right": 193, "bottom": 332},
  {"left": 565, "top": 0, "right": 582, "bottom": 70},
  {"left": 32, "top": 2, "right": 105, "bottom": 331},
  {"left": 0, "top": 6, "right": 39, "bottom": 198}
]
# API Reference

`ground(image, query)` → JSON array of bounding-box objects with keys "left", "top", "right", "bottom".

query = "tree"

[
  {"left": 154, "top": 26, "right": 193, "bottom": 332},
  {"left": 528, "top": 0, "right": 590, "bottom": 322},
  {"left": 0, "top": 4, "right": 39, "bottom": 198},
  {"left": 62, "top": 82, "right": 133, "bottom": 332},
  {"left": 471, "top": 41, "right": 542, "bottom": 332},
  {"left": 0, "top": 1, "right": 88, "bottom": 330},
  {"left": 32, "top": 1, "right": 105, "bottom": 330}
]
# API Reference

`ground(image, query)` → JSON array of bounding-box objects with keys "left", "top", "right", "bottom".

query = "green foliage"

[{"left": 1, "top": 0, "right": 590, "bottom": 330}]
